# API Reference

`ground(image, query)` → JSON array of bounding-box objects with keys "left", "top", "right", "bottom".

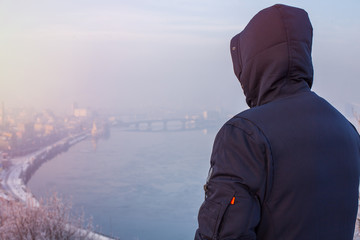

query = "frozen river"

[{"left": 27, "top": 128, "right": 217, "bottom": 240}]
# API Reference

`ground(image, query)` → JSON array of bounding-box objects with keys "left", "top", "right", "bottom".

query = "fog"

[{"left": 1, "top": 0, "right": 360, "bottom": 116}]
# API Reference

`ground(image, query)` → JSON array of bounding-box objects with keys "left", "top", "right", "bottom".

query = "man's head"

[{"left": 230, "top": 4, "right": 313, "bottom": 108}]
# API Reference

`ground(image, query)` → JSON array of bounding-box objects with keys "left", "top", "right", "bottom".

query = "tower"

[
  {"left": 1, "top": 102, "right": 5, "bottom": 129},
  {"left": 72, "top": 102, "right": 78, "bottom": 116}
]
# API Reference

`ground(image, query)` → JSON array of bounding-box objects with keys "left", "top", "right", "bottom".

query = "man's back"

[
  {"left": 195, "top": 4, "right": 360, "bottom": 240},
  {"left": 239, "top": 90, "right": 360, "bottom": 239}
]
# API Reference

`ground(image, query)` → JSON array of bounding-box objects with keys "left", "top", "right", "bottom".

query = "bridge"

[{"left": 122, "top": 118, "right": 220, "bottom": 132}]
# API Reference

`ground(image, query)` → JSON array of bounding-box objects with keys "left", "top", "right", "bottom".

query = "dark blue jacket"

[{"left": 195, "top": 4, "right": 360, "bottom": 240}]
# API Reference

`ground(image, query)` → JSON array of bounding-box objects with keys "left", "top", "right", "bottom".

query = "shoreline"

[
  {"left": 0, "top": 133, "right": 115, "bottom": 240},
  {"left": 0, "top": 133, "right": 88, "bottom": 202}
]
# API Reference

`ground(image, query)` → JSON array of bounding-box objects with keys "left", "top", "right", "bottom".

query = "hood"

[{"left": 231, "top": 4, "right": 313, "bottom": 108}]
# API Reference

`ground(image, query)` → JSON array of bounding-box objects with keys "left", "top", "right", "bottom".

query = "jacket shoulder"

[
  {"left": 221, "top": 112, "right": 270, "bottom": 150},
  {"left": 227, "top": 107, "right": 265, "bottom": 132}
]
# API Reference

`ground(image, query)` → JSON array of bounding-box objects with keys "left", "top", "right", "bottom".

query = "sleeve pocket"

[{"left": 197, "top": 198, "right": 232, "bottom": 239}]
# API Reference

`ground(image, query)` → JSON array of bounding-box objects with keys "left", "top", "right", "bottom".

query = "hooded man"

[{"left": 194, "top": 4, "right": 360, "bottom": 240}]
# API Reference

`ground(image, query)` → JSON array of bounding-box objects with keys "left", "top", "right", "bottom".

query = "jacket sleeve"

[{"left": 195, "top": 119, "right": 268, "bottom": 240}]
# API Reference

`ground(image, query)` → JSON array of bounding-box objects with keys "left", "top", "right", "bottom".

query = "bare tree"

[{"left": 0, "top": 194, "right": 97, "bottom": 240}]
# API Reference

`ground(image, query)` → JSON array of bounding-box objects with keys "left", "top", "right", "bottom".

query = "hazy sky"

[{"left": 1, "top": 0, "right": 359, "bottom": 116}]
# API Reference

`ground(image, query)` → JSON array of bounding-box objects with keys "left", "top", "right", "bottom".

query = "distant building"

[
  {"left": 72, "top": 102, "right": 92, "bottom": 118},
  {"left": 0, "top": 151, "right": 3, "bottom": 166},
  {"left": 0, "top": 102, "right": 5, "bottom": 129},
  {"left": 202, "top": 110, "right": 220, "bottom": 120},
  {"left": 34, "top": 123, "right": 43, "bottom": 132},
  {"left": 1, "top": 151, "right": 10, "bottom": 164},
  {"left": 1, "top": 152, "right": 11, "bottom": 169},
  {"left": 44, "top": 124, "right": 55, "bottom": 135},
  {"left": 73, "top": 108, "right": 89, "bottom": 117}
]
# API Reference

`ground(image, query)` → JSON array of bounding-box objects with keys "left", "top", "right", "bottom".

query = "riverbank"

[
  {"left": 0, "top": 133, "right": 115, "bottom": 240},
  {"left": 0, "top": 133, "right": 88, "bottom": 202}
]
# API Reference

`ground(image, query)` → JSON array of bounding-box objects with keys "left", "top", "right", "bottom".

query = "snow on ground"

[{"left": 0, "top": 135, "right": 114, "bottom": 240}]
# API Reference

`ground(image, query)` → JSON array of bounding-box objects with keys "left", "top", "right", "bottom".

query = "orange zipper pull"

[{"left": 231, "top": 196, "right": 235, "bottom": 205}]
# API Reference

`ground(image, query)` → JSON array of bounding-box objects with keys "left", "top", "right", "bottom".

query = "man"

[{"left": 195, "top": 4, "right": 360, "bottom": 240}]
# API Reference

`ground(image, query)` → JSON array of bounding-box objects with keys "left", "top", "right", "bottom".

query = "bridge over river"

[{"left": 122, "top": 118, "right": 221, "bottom": 132}]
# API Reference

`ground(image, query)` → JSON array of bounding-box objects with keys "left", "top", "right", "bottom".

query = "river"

[{"left": 27, "top": 127, "right": 218, "bottom": 240}]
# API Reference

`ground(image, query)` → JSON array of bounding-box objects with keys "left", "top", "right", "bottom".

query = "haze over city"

[
  {"left": 1, "top": 1, "right": 360, "bottom": 239},
  {"left": 1, "top": 0, "right": 360, "bottom": 115}
]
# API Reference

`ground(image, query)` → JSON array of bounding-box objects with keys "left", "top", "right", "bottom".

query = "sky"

[{"left": 1, "top": 0, "right": 360, "bottom": 116}]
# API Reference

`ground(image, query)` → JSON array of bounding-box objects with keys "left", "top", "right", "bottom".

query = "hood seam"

[
  {"left": 275, "top": 6, "right": 291, "bottom": 82},
  {"left": 274, "top": 6, "right": 293, "bottom": 100}
]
